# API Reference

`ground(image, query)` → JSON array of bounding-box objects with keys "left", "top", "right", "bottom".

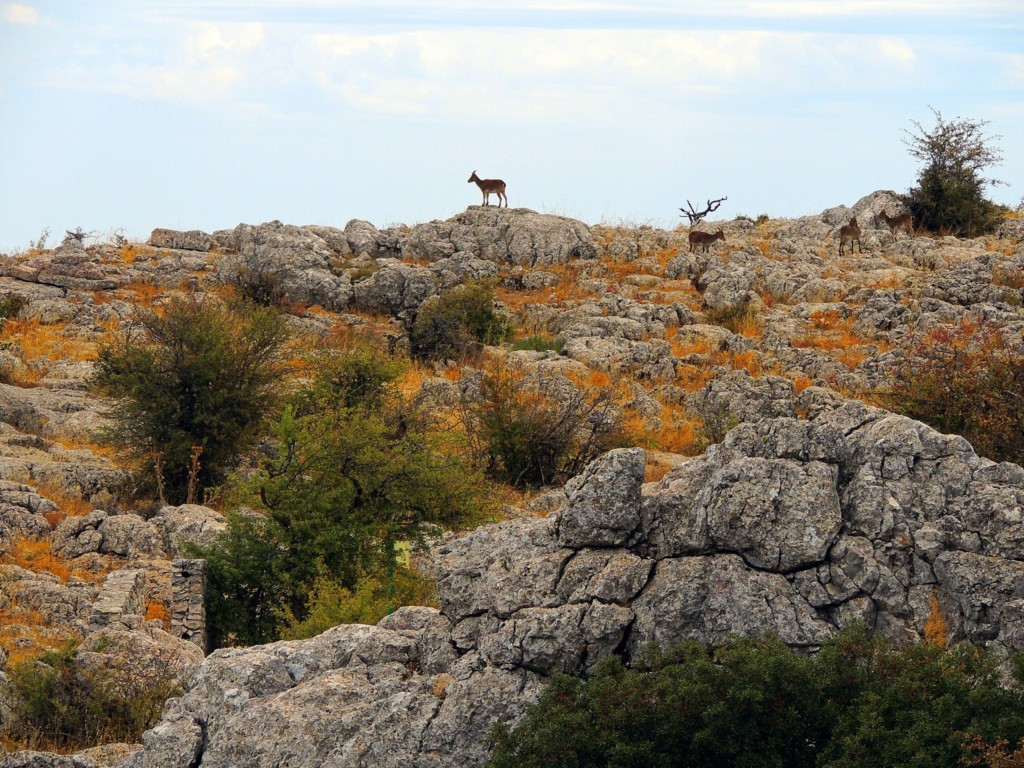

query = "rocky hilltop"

[{"left": 2, "top": 193, "right": 1024, "bottom": 766}]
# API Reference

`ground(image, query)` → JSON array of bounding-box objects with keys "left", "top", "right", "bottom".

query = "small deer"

[
  {"left": 874, "top": 210, "right": 914, "bottom": 241},
  {"left": 688, "top": 228, "right": 725, "bottom": 253},
  {"left": 468, "top": 170, "right": 507, "bottom": 208},
  {"left": 838, "top": 216, "right": 861, "bottom": 256}
]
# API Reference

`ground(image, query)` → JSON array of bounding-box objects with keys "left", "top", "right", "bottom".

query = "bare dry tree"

[{"left": 679, "top": 196, "right": 727, "bottom": 225}]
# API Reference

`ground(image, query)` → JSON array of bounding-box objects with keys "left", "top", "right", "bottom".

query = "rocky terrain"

[{"left": 2, "top": 191, "right": 1024, "bottom": 766}]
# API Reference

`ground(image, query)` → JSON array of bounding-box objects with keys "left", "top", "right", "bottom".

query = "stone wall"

[{"left": 171, "top": 558, "right": 207, "bottom": 652}]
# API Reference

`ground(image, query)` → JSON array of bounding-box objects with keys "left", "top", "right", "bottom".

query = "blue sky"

[{"left": 1, "top": 1, "right": 1022, "bottom": 250}]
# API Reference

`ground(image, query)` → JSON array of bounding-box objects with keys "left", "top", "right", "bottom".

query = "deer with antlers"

[
  {"left": 874, "top": 210, "right": 914, "bottom": 242},
  {"left": 838, "top": 216, "right": 862, "bottom": 257},
  {"left": 688, "top": 229, "right": 726, "bottom": 253},
  {"left": 468, "top": 170, "right": 507, "bottom": 208}
]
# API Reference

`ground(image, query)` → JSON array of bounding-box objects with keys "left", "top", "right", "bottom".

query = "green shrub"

[
  {"left": 0, "top": 294, "right": 26, "bottom": 321},
  {"left": 489, "top": 627, "right": 1024, "bottom": 768},
  {"left": 903, "top": 108, "right": 1005, "bottom": 237},
  {"left": 93, "top": 295, "right": 289, "bottom": 504},
  {"left": 883, "top": 319, "right": 1024, "bottom": 465},
  {"left": 508, "top": 335, "right": 565, "bottom": 353},
  {"left": 279, "top": 567, "right": 437, "bottom": 641},
  {"left": 5, "top": 642, "right": 181, "bottom": 751},
  {"left": 410, "top": 280, "right": 512, "bottom": 361}
]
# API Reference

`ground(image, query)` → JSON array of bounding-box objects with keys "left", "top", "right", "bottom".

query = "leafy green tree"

[
  {"left": 192, "top": 341, "right": 488, "bottom": 647},
  {"left": 94, "top": 295, "right": 288, "bottom": 504},
  {"left": 409, "top": 280, "right": 512, "bottom": 361},
  {"left": 904, "top": 108, "right": 1006, "bottom": 237}
]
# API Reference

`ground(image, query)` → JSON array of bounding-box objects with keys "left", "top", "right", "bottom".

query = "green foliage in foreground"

[
  {"left": 190, "top": 341, "right": 488, "bottom": 647},
  {"left": 489, "top": 628, "right": 1024, "bottom": 768}
]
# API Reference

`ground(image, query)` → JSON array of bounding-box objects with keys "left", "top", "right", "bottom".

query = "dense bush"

[
  {"left": 4, "top": 642, "right": 181, "bottom": 751},
  {"left": 191, "top": 341, "right": 487, "bottom": 647},
  {"left": 884, "top": 319, "right": 1024, "bottom": 465},
  {"left": 462, "top": 362, "right": 628, "bottom": 487},
  {"left": 94, "top": 295, "right": 288, "bottom": 504},
  {"left": 903, "top": 108, "right": 1006, "bottom": 237},
  {"left": 279, "top": 567, "right": 437, "bottom": 641},
  {"left": 409, "top": 280, "right": 512, "bottom": 361},
  {"left": 489, "top": 628, "right": 1024, "bottom": 768}
]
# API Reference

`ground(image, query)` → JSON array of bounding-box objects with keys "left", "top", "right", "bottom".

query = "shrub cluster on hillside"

[
  {"left": 489, "top": 627, "right": 1024, "bottom": 768},
  {"left": 884, "top": 319, "right": 1024, "bottom": 466},
  {"left": 410, "top": 280, "right": 512, "bottom": 361},
  {"left": 189, "top": 339, "right": 489, "bottom": 647},
  {"left": 4, "top": 642, "right": 180, "bottom": 752}
]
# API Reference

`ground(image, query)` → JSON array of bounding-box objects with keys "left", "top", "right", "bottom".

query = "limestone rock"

[{"left": 148, "top": 229, "right": 212, "bottom": 252}]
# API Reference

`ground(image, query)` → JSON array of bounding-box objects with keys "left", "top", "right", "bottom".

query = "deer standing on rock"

[
  {"left": 468, "top": 170, "right": 507, "bottom": 208},
  {"left": 688, "top": 229, "right": 725, "bottom": 253},
  {"left": 838, "top": 216, "right": 861, "bottom": 256},
  {"left": 874, "top": 210, "right": 914, "bottom": 242}
]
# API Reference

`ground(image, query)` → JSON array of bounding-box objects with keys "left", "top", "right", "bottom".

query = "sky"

[{"left": 0, "top": 1, "right": 1022, "bottom": 251}]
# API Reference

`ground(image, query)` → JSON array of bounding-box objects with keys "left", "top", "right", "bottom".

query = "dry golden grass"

[
  {"left": 866, "top": 273, "right": 906, "bottom": 290},
  {"left": 792, "top": 311, "right": 891, "bottom": 372},
  {"left": 0, "top": 319, "right": 95, "bottom": 364},
  {"left": 120, "top": 280, "right": 164, "bottom": 308},
  {"left": 116, "top": 243, "right": 153, "bottom": 265},
  {"left": 145, "top": 599, "right": 172, "bottom": 630},
  {"left": 0, "top": 603, "right": 79, "bottom": 666},
  {"left": 923, "top": 589, "right": 948, "bottom": 647},
  {"left": 792, "top": 375, "right": 813, "bottom": 393},
  {"left": 676, "top": 363, "right": 715, "bottom": 393},
  {"left": 669, "top": 331, "right": 712, "bottom": 359},
  {"left": 29, "top": 482, "right": 94, "bottom": 521},
  {"left": 1, "top": 537, "right": 111, "bottom": 586},
  {"left": 993, "top": 263, "right": 1024, "bottom": 289},
  {"left": 648, "top": 403, "right": 705, "bottom": 455},
  {"left": 710, "top": 348, "right": 763, "bottom": 377}
]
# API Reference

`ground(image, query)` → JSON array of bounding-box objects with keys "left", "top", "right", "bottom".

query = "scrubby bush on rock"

[
  {"left": 4, "top": 641, "right": 181, "bottom": 751},
  {"left": 94, "top": 295, "right": 288, "bottom": 504},
  {"left": 462, "top": 361, "right": 629, "bottom": 488},
  {"left": 489, "top": 627, "right": 1024, "bottom": 768},
  {"left": 409, "top": 280, "right": 512, "bottom": 361}
]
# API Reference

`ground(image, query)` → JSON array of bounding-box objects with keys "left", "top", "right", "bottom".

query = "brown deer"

[
  {"left": 838, "top": 216, "right": 861, "bottom": 256},
  {"left": 874, "top": 209, "right": 914, "bottom": 241},
  {"left": 688, "top": 228, "right": 725, "bottom": 253},
  {"left": 468, "top": 170, "right": 507, "bottom": 208}
]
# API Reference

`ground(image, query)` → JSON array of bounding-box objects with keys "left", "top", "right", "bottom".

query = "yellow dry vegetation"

[{"left": 1, "top": 537, "right": 109, "bottom": 585}]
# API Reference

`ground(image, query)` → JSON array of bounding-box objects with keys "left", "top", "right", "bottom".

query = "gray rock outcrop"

[{"left": 126, "top": 402, "right": 1024, "bottom": 767}]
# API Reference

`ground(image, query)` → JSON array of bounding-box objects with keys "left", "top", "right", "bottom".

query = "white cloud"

[
  {"left": 49, "top": 20, "right": 267, "bottom": 105},
  {"left": 3, "top": 3, "right": 39, "bottom": 24}
]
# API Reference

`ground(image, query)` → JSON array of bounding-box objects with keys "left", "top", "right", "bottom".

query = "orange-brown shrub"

[{"left": 884, "top": 319, "right": 1024, "bottom": 464}]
